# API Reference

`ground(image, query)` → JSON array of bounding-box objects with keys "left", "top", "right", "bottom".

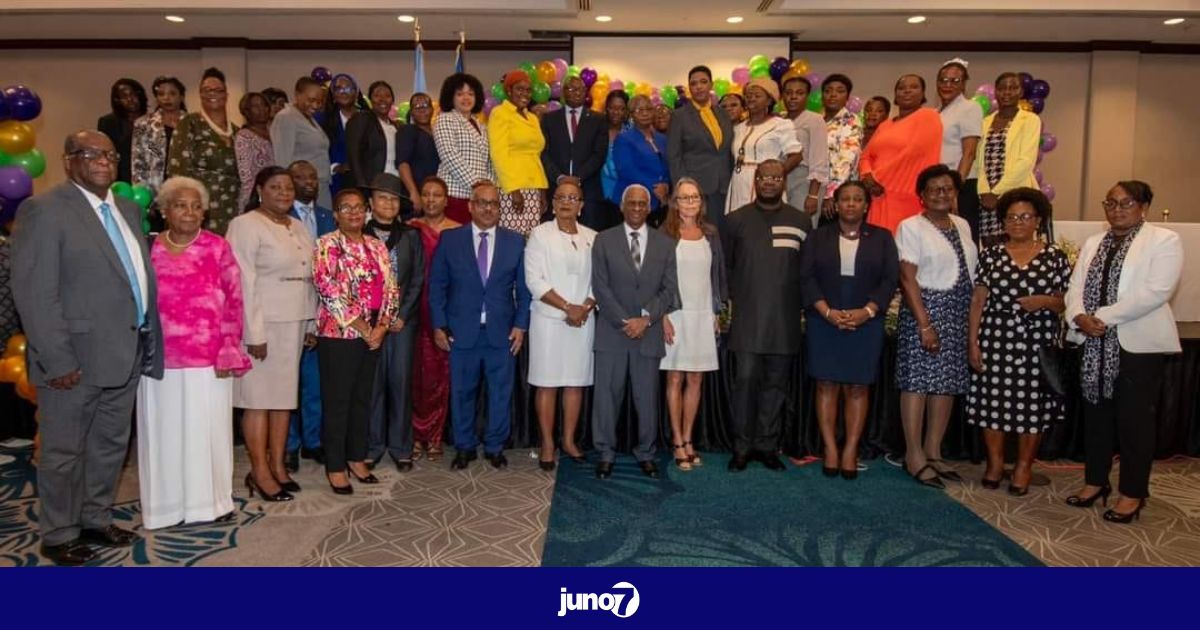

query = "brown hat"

[
  {"left": 745, "top": 78, "right": 780, "bottom": 103},
  {"left": 365, "top": 172, "right": 408, "bottom": 200}
]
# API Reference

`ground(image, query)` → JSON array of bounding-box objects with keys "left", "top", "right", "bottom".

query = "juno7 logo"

[{"left": 557, "top": 582, "right": 640, "bottom": 617}]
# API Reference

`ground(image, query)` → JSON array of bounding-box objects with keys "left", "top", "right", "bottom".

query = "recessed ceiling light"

[
  {"left": 165, "top": 15, "right": 185, "bottom": 23},
  {"left": 907, "top": 16, "right": 927, "bottom": 24},
  {"left": 727, "top": 16, "right": 744, "bottom": 24},
  {"left": 1164, "top": 18, "right": 1186, "bottom": 25},
  {"left": 397, "top": 15, "right": 415, "bottom": 23},
  {"left": 595, "top": 15, "right": 613, "bottom": 23}
]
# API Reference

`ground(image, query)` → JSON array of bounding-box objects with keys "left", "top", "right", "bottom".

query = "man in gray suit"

[
  {"left": 590, "top": 184, "right": 680, "bottom": 480},
  {"left": 10, "top": 130, "right": 164, "bottom": 565},
  {"left": 667, "top": 65, "right": 735, "bottom": 229}
]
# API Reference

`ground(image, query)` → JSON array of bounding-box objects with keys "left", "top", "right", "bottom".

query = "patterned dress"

[
  {"left": 897, "top": 223, "right": 973, "bottom": 394},
  {"left": 966, "top": 244, "right": 1071, "bottom": 433},
  {"left": 980, "top": 124, "right": 1009, "bottom": 243},
  {"left": 408, "top": 219, "right": 453, "bottom": 446},
  {"left": 824, "top": 107, "right": 863, "bottom": 199},
  {"left": 234, "top": 128, "right": 274, "bottom": 213},
  {"left": 168, "top": 112, "right": 240, "bottom": 235}
]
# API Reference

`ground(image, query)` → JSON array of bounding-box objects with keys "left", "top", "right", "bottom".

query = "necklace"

[
  {"left": 200, "top": 109, "right": 233, "bottom": 138},
  {"left": 259, "top": 209, "right": 292, "bottom": 227},
  {"left": 840, "top": 225, "right": 860, "bottom": 239},
  {"left": 164, "top": 230, "right": 200, "bottom": 248}
]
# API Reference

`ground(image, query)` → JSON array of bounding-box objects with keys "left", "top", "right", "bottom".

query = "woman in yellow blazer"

[
  {"left": 488, "top": 70, "right": 548, "bottom": 236},
  {"left": 976, "top": 72, "right": 1041, "bottom": 246}
]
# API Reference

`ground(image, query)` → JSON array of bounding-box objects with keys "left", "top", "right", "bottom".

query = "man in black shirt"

[{"left": 722, "top": 160, "right": 810, "bottom": 471}]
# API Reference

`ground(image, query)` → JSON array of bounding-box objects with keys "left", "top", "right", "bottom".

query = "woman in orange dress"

[{"left": 858, "top": 75, "right": 943, "bottom": 234}]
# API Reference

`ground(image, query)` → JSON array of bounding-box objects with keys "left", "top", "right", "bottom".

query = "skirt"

[
  {"left": 528, "top": 312, "right": 594, "bottom": 387},
  {"left": 499, "top": 188, "right": 546, "bottom": 237},
  {"left": 805, "top": 284, "right": 885, "bottom": 385},
  {"left": 660, "top": 309, "right": 719, "bottom": 372},
  {"left": 234, "top": 319, "right": 306, "bottom": 410},
  {"left": 137, "top": 368, "right": 235, "bottom": 529},
  {"left": 445, "top": 196, "right": 472, "bottom": 225},
  {"left": 896, "top": 286, "right": 971, "bottom": 395}
]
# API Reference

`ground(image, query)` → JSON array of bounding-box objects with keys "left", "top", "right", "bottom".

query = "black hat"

[{"left": 365, "top": 172, "right": 408, "bottom": 200}]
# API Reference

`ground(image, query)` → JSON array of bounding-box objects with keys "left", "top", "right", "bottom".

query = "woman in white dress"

[
  {"left": 661, "top": 178, "right": 727, "bottom": 470},
  {"left": 725, "top": 79, "right": 803, "bottom": 213},
  {"left": 525, "top": 180, "right": 598, "bottom": 471}
]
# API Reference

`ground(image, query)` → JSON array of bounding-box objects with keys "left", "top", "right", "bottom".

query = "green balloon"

[
  {"left": 567, "top": 65, "right": 581, "bottom": 78},
  {"left": 531, "top": 81, "right": 551, "bottom": 104},
  {"left": 396, "top": 102, "right": 412, "bottom": 121},
  {"left": 518, "top": 61, "right": 536, "bottom": 77},
  {"left": 748, "top": 54, "right": 770, "bottom": 69},
  {"left": 661, "top": 85, "right": 678, "bottom": 108},
  {"left": 131, "top": 184, "right": 153, "bottom": 210},
  {"left": 0, "top": 148, "right": 12, "bottom": 167},
  {"left": 973, "top": 93, "right": 992, "bottom": 115},
  {"left": 111, "top": 181, "right": 134, "bottom": 199},
  {"left": 491, "top": 82, "right": 507, "bottom": 101},
  {"left": 749, "top": 65, "right": 770, "bottom": 79},
  {"left": 807, "top": 91, "right": 823, "bottom": 113},
  {"left": 11, "top": 148, "right": 46, "bottom": 178},
  {"left": 624, "top": 81, "right": 637, "bottom": 95},
  {"left": 713, "top": 78, "right": 731, "bottom": 99}
]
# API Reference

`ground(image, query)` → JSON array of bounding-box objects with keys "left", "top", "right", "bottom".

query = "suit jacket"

[
  {"left": 9, "top": 183, "right": 164, "bottom": 386},
  {"left": 429, "top": 224, "right": 532, "bottom": 350},
  {"left": 591, "top": 225, "right": 680, "bottom": 358},
  {"left": 976, "top": 109, "right": 1041, "bottom": 196},
  {"left": 271, "top": 105, "right": 331, "bottom": 189},
  {"left": 800, "top": 222, "right": 899, "bottom": 312},
  {"left": 288, "top": 202, "right": 336, "bottom": 238},
  {"left": 1065, "top": 223, "right": 1182, "bottom": 354},
  {"left": 540, "top": 107, "right": 608, "bottom": 204},
  {"left": 666, "top": 100, "right": 734, "bottom": 196},
  {"left": 344, "top": 111, "right": 398, "bottom": 190},
  {"left": 613, "top": 127, "right": 670, "bottom": 211}
]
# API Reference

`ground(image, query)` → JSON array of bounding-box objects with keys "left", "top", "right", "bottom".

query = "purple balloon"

[
  {"left": 1028, "top": 79, "right": 1050, "bottom": 100},
  {"left": 731, "top": 66, "right": 750, "bottom": 85},
  {"left": 1040, "top": 183, "right": 1056, "bottom": 202},
  {"left": 2, "top": 84, "right": 34, "bottom": 101},
  {"left": 769, "top": 57, "right": 791, "bottom": 82},
  {"left": 0, "top": 195, "right": 20, "bottom": 225},
  {"left": 1041, "top": 132, "right": 1058, "bottom": 153},
  {"left": 1029, "top": 97, "right": 1046, "bottom": 114},
  {"left": 580, "top": 67, "right": 598, "bottom": 88},
  {"left": 805, "top": 72, "right": 825, "bottom": 88},
  {"left": 552, "top": 58, "right": 569, "bottom": 82},
  {"left": 0, "top": 166, "right": 33, "bottom": 200},
  {"left": 846, "top": 96, "right": 864, "bottom": 114},
  {"left": 550, "top": 81, "right": 563, "bottom": 100},
  {"left": 0, "top": 96, "right": 10, "bottom": 122},
  {"left": 483, "top": 96, "right": 500, "bottom": 114},
  {"left": 1035, "top": 167, "right": 1045, "bottom": 185},
  {"left": 975, "top": 83, "right": 995, "bottom": 98},
  {"left": 8, "top": 94, "right": 42, "bottom": 122},
  {"left": 1019, "top": 72, "right": 1034, "bottom": 94},
  {"left": 545, "top": 101, "right": 563, "bottom": 113},
  {"left": 1037, "top": 150, "right": 1046, "bottom": 165},
  {"left": 311, "top": 66, "right": 332, "bottom": 83}
]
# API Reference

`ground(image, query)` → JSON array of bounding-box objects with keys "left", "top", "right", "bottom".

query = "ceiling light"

[
  {"left": 165, "top": 15, "right": 185, "bottom": 23},
  {"left": 1164, "top": 18, "right": 1185, "bottom": 25},
  {"left": 727, "top": 16, "right": 744, "bottom": 24},
  {"left": 907, "top": 16, "right": 927, "bottom": 24},
  {"left": 595, "top": 15, "right": 613, "bottom": 23},
  {"left": 397, "top": 15, "right": 415, "bottom": 23}
]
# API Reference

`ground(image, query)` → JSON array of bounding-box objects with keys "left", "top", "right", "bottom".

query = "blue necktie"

[{"left": 100, "top": 202, "right": 145, "bottom": 326}]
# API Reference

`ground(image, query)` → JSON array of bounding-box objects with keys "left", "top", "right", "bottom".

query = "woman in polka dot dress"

[{"left": 967, "top": 187, "right": 1070, "bottom": 496}]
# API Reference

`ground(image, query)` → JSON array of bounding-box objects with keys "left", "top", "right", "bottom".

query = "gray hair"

[
  {"left": 156, "top": 176, "right": 210, "bottom": 210},
  {"left": 621, "top": 183, "right": 651, "bottom": 206}
]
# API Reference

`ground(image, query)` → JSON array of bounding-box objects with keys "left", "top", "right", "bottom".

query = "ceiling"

[{"left": 1, "top": 1, "right": 1198, "bottom": 44}]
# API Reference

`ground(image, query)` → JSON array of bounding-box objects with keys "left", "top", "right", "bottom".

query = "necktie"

[
  {"left": 477, "top": 231, "right": 490, "bottom": 285},
  {"left": 299, "top": 204, "right": 316, "bottom": 237},
  {"left": 100, "top": 202, "right": 145, "bottom": 326},
  {"left": 630, "top": 231, "right": 642, "bottom": 272},
  {"left": 569, "top": 108, "right": 579, "bottom": 142}
]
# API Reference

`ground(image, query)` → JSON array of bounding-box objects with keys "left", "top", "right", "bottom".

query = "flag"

[
  {"left": 453, "top": 41, "right": 465, "bottom": 74},
  {"left": 414, "top": 42, "right": 427, "bottom": 94}
]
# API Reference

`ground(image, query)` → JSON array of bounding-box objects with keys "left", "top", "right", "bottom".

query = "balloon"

[
  {"left": 15, "top": 376, "right": 36, "bottom": 404},
  {"left": 518, "top": 61, "right": 537, "bottom": 77},
  {"left": 531, "top": 81, "right": 551, "bottom": 104},
  {"left": 0, "top": 148, "right": 11, "bottom": 166},
  {"left": 491, "top": 82, "right": 507, "bottom": 101},
  {"left": 550, "top": 81, "right": 563, "bottom": 100},
  {"left": 131, "top": 184, "right": 153, "bottom": 210},
  {"left": 634, "top": 83, "right": 652, "bottom": 97},
  {"left": 805, "top": 73, "right": 825, "bottom": 89},
  {"left": 545, "top": 101, "right": 562, "bottom": 113},
  {"left": 0, "top": 166, "right": 33, "bottom": 200},
  {"left": 396, "top": 102, "right": 411, "bottom": 121},
  {"left": 1028, "top": 97, "right": 1046, "bottom": 114},
  {"left": 788, "top": 59, "right": 811, "bottom": 77},
  {"left": 0, "top": 195, "right": 19, "bottom": 226},
  {"left": 3, "top": 333, "right": 26, "bottom": 358},
  {"left": 1035, "top": 167, "right": 1045, "bottom": 185},
  {"left": 1018, "top": 99, "right": 1034, "bottom": 112},
  {"left": 731, "top": 66, "right": 750, "bottom": 85},
  {"left": 2, "top": 84, "right": 35, "bottom": 101},
  {"left": 0, "top": 97, "right": 9, "bottom": 122},
  {"left": 769, "top": 57, "right": 791, "bottom": 82},
  {"left": 110, "top": 181, "right": 134, "bottom": 200},
  {"left": 0, "top": 356, "right": 24, "bottom": 383},
  {"left": 0, "top": 120, "right": 35, "bottom": 155},
  {"left": 1037, "top": 150, "right": 1045, "bottom": 165},
  {"left": 7, "top": 93, "right": 42, "bottom": 122},
  {"left": 713, "top": 78, "right": 731, "bottom": 99},
  {"left": 972, "top": 93, "right": 992, "bottom": 115},
  {"left": 310, "top": 66, "right": 332, "bottom": 83},
  {"left": 567, "top": 65, "right": 581, "bottom": 78},
  {"left": 580, "top": 67, "right": 597, "bottom": 88},
  {"left": 1028, "top": 79, "right": 1050, "bottom": 99},
  {"left": 749, "top": 65, "right": 770, "bottom": 80},
  {"left": 536, "top": 61, "right": 557, "bottom": 84},
  {"left": 624, "top": 80, "right": 637, "bottom": 95},
  {"left": 552, "top": 58, "right": 569, "bottom": 82},
  {"left": 748, "top": 54, "right": 770, "bottom": 69},
  {"left": 11, "top": 148, "right": 45, "bottom": 178},
  {"left": 661, "top": 85, "right": 678, "bottom": 109},
  {"left": 1040, "top": 132, "right": 1058, "bottom": 152},
  {"left": 807, "top": 91, "right": 822, "bottom": 113},
  {"left": 1040, "top": 183, "right": 1056, "bottom": 202},
  {"left": 975, "top": 83, "right": 995, "bottom": 98},
  {"left": 846, "top": 96, "right": 864, "bottom": 114},
  {"left": 483, "top": 96, "right": 499, "bottom": 115}
]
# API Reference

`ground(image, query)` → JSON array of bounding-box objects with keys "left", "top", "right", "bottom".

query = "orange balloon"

[
  {"left": 536, "top": 60, "right": 557, "bottom": 84},
  {"left": 789, "top": 59, "right": 811, "bottom": 77},
  {"left": 0, "top": 356, "right": 24, "bottom": 383},
  {"left": 0, "top": 120, "right": 36, "bottom": 155},
  {"left": 3, "top": 333, "right": 26, "bottom": 359},
  {"left": 1018, "top": 99, "right": 1034, "bottom": 112},
  {"left": 16, "top": 375, "right": 37, "bottom": 404}
]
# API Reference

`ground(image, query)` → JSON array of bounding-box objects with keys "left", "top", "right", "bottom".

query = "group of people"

[{"left": 7, "top": 58, "right": 1184, "bottom": 566}]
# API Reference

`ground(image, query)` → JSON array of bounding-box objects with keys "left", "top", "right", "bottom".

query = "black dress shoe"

[
  {"left": 78, "top": 524, "right": 141, "bottom": 548},
  {"left": 40, "top": 540, "right": 96, "bottom": 566},
  {"left": 300, "top": 447, "right": 326, "bottom": 464},
  {"left": 595, "top": 461, "right": 614, "bottom": 479},
  {"left": 284, "top": 451, "right": 300, "bottom": 474},
  {"left": 451, "top": 450, "right": 477, "bottom": 470},
  {"left": 276, "top": 478, "right": 302, "bottom": 493},
  {"left": 486, "top": 452, "right": 508, "bottom": 469},
  {"left": 728, "top": 453, "right": 749, "bottom": 472},
  {"left": 349, "top": 468, "right": 380, "bottom": 484},
  {"left": 759, "top": 453, "right": 786, "bottom": 471},
  {"left": 391, "top": 455, "right": 414, "bottom": 473},
  {"left": 638, "top": 461, "right": 659, "bottom": 479},
  {"left": 539, "top": 459, "right": 556, "bottom": 472}
]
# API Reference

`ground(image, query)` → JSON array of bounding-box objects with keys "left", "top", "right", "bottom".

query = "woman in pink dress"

[
  {"left": 234, "top": 92, "right": 275, "bottom": 212},
  {"left": 137, "top": 176, "right": 252, "bottom": 529},
  {"left": 407, "top": 176, "right": 461, "bottom": 461}
]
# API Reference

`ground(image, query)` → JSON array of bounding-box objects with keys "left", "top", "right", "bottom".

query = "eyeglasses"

[
  {"left": 510, "top": 85, "right": 532, "bottom": 94},
  {"left": 924, "top": 185, "right": 956, "bottom": 197},
  {"left": 937, "top": 77, "right": 964, "bottom": 86},
  {"left": 336, "top": 204, "right": 366, "bottom": 214},
  {"left": 632, "top": 106, "right": 654, "bottom": 113},
  {"left": 69, "top": 149, "right": 120, "bottom": 163},
  {"left": 1102, "top": 198, "right": 1139, "bottom": 211},
  {"left": 332, "top": 85, "right": 356, "bottom": 94},
  {"left": 754, "top": 175, "right": 785, "bottom": 183},
  {"left": 563, "top": 84, "right": 585, "bottom": 93},
  {"left": 676, "top": 194, "right": 701, "bottom": 203},
  {"left": 471, "top": 199, "right": 501, "bottom": 210},
  {"left": 553, "top": 195, "right": 582, "bottom": 203},
  {"left": 411, "top": 103, "right": 433, "bottom": 110},
  {"left": 1005, "top": 212, "right": 1037, "bottom": 224}
]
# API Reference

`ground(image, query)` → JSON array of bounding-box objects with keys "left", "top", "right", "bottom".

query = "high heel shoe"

[
  {"left": 348, "top": 466, "right": 379, "bottom": 484},
  {"left": 245, "top": 473, "right": 294, "bottom": 502},
  {"left": 672, "top": 444, "right": 693, "bottom": 471},
  {"left": 327, "top": 474, "right": 354, "bottom": 495},
  {"left": 1103, "top": 498, "right": 1146, "bottom": 524},
  {"left": 562, "top": 448, "right": 587, "bottom": 464},
  {"left": 683, "top": 441, "right": 703, "bottom": 466},
  {"left": 1008, "top": 483, "right": 1029, "bottom": 497},
  {"left": 822, "top": 466, "right": 839, "bottom": 478},
  {"left": 538, "top": 459, "right": 557, "bottom": 472},
  {"left": 1065, "top": 485, "right": 1111, "bottom": 508},
  {"left": 273, "top": 473, "right": 301, "bottom": 493},
  {"left": 981, "top": 476, "right": 1002, "bottom": 490}
]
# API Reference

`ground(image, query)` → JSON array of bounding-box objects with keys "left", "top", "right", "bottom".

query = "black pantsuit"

[
  {"left": 317, "top": 337, "right": 380, "bottom": 473},
  {"left": 1084, "top": 350, "right": 1166, "bottom": 499},
  {"left": 368, "top": 324, "right": 417, "bottom": 461},
  {"left": 732, "top": 352, "right": 793, "bottom": 456}
]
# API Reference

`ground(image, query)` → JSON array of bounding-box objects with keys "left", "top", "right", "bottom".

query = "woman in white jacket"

[{"left": 1063, "top": 180, "right": 1182, "bottom": 524}]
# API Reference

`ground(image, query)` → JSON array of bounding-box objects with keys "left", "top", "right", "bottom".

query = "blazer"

[
  {"left": 1065, "top": 223, "right": 1183, "bottom": 354},
  {"left": 487, "top": 100, "right": 548, "bottom": 193},
  {"left": 525, "top": 220, "right": 597, "bottom": 319},
  {"left": 225, "top": 212, "right": 319, "bottom": 345},
  {"left": 344, "top": 111, "right": 398, "bottom": 190},
  {"left": 666, "top": 100, "right": 734, "bottom": 196},
  {"left": 97, "top": 113, "right": 135, "bottom": 183},
  {"left": 976, "top": 109, "right": 1041, "bottom": 196},
  {"left": 591, "top": 225, "right": 681, "bottom": 358},
  {"left": 433, "top": 110, "right": 495, "bottom": 199},
  {"left": 800, "top": 222, "right": 899, "bottom": 312},
  {"left": 429, "top": 224, "right": 532, "bottom": 350},
  {"left": 288, "top": 201, "right": 336, "bottom": 238},
  {"left": 613, "top": 127, "right": 670, "bottom": 211},
  {"left": 539, "top": 106, "right": 608, "bottom": 204},
  {"left": 366, "top": 220, "right": 425, "bottom": 324},
  {"left": 271, "top": 105, "right": 331, "bottom": 187},
  {"left": 10, "top": 183, "right": 164, "bottom": 386},
  {"left": 313, "top": 230, "right": 399, "bottom": 339}
]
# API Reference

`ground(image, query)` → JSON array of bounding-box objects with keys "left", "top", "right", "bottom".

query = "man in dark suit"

[
  {"left": 429, "top": 181, "right": 532, "bottom": 470},
  {"left": 10, "top": 130, "right": 164, "bottom": 565},
  {"left": 667, "top": 65, "right": 735, "bottom": 229},
  {"left": 590, "top": 184, "right": 680, "bottom": 479},
  {"left": 540, "top": 76, "right": 609, "bottom": 230},
  {"left": 284, "top": 160, "right": 337, "bottom": 473}
]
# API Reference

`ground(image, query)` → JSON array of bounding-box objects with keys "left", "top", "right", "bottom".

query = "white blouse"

[
  {"left": 839, "top": 235, "right": 859, "bottom": 277},
  {"left": 895, "top": 213, "right": 978, "bottom": 290}
]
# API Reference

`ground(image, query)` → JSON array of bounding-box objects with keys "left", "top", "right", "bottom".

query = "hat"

[
  {"left": 745, "top": 78, "right": 780, "bottom": 103},
  {"left": 503, "top": 70, "right": 531, "bottom": 92},
  {"left": 365, "top": 173, "right": 408, "bottom": 200}
]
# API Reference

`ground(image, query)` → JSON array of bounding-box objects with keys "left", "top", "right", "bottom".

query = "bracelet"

[
  {"left": 920, "top": 324, "right": 935, "bottom": 333},
  {"left": 806, "top": 194, "right": 819, "bottom": 200},
  {"left": 864, "top": 305, "right": 877, "bottom": 318}
]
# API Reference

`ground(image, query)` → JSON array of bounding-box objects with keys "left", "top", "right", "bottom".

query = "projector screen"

[{"left": 571, "top": 36, "right": 791, "bottom": 88}]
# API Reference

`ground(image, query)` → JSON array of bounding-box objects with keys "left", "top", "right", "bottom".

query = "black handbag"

[{"left": 1037, "top": 320, "right": 1080, "bottom": 405}]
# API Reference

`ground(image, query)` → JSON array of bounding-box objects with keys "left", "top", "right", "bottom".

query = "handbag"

[{"left": 1037, "top": 318, "right": 1080, "bottom": 405}]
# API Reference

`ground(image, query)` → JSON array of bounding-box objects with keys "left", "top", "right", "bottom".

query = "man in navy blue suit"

[
  {"left": 284, "top": 160, "right": 336, "bottom": 473},
  {"left": 429, "top": 180, "right": 532, "bottom": 470}
]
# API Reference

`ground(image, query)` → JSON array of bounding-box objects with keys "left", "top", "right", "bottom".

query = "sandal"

[
  {"left": 427, "top": 443, "right": 443, "bottom": 462},
  {"left": 673, "top": 444, "right": 693, "bottom": 471},
  {"left": 683, "top": 441, "right": 703, "bottom": 466},
  {"left": 412, "top": 442, "right": 425, "bottom": 461},
  {"left": 927, "top": 459, "right": 962, "bottom": 482},
  {"left": 910, "top": 464, "right": 946, "bottom": 489}
]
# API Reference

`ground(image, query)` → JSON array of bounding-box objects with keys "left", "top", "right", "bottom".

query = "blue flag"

[
  {"left": 454, "top": 42, "right": 465, "bottom": 74},
  {"left": 414, "top": 42, "right": 427, "bottom": 94}
]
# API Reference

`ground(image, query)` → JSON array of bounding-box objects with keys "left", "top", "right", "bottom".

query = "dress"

[
  {"left": 966, "top": 244, "right": 1070, "bottom": 433},
  {"left": 980, "top": 124, "right": 1009, "bottom": 242},
  {"left": 525, "top": 221, "right": 597, "bottom": 386},
  {"left": 408, "top": 219, "right": 453, "bottom": 444},
  {"left": 234, "top": 128, "right": 274, "bottom": 212},
  {"left": 661, "top": 238, "right": 718, "bottom": 372},
  {"left": 168, "top": 112, "right": 240, "bottom": 235},
  {"left": 725, "top": 117, "right": 803, "bottom": 213},
  {"left": 897, "top": 218, "right": 974, "bottom": 394},
  {"left": 858, "top": 108, "right": 943, "bottom": 234}
]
